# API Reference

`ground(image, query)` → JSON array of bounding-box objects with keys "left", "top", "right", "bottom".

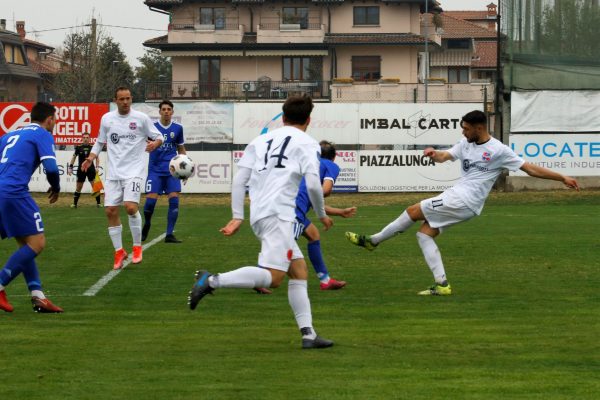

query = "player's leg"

[
  {"left": 142, "top": 174, "right": 162, "bottom": 241},
  {"left": 72, "top": 178, "right": 84, "bottom": 208},
  {"left": 87, "top": 167, "right": 101, "bottom": 207},
  {"left": 164, "top": 176, "right": 182, "bottom": 243},
  {"left": 104, "top": 180, "right": 127, "bottom": 269},
  {"left": 302, "top": 224, "right": 346, "bottom": 290},
  {"left": 124, "top": 177, "right": 144, "bottom": 264}
]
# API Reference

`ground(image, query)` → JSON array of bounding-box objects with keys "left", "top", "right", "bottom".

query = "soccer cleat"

[
  {"left": 164, "top": 234, "right": 182, "bottom": 243},
  {"left": 345, "top": 232, "right": 378, "bottom": 251},
  {"left": 418, "top": 282, "right": 452, "bottom": 296},
  {"left": 132, "top": 246, "right": 143, "bottom": 264},
  {"left": 254, "top": 287, "right": 273, "bottom": 295},
  {"left": 96, "top": 204, "right": 102, "bottom": 208},
  {"left": 141, "top": 221, "right": 151, "bottom": 242},
  {"left": 302, "top": 336, "right": 334, "bottom": 349},
  {"left": 31, "top": 297, "right": 63, "bottom": 313},
  {"left": 188, "top": 270, "right": 214, "bottom": 310},
  {"left": 320, "top": 278, "right": 347, "bottom": 290},
  {"left": 70, "top": 204, "right": 77, "bottom": 209},
  {"left": 0, "top": 290, "right": 14, "bottom": 313},
  {"left": 113, "top": 248, "right": 128, "bottom": 270}
]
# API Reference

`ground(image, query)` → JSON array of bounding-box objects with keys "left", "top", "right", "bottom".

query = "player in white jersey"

[
  {"left": 81, "top": 87, "right": 163, "bottom": 270},
  {"left": 188, "top": 95, "right": 335, "bottom": 349},
  {"left": 346, "top": 110, "right": 579, "bottom": 295}
]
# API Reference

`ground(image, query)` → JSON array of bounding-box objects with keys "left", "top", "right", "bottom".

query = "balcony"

[
  {"left": 257, "top": 15, "right": 325, "bottom": 44},
  {"left": 145, "top": 80, "right": 331, "bottom": 101},
  {"left": 168, "top": 17, "right": 244, "bottom": 43}
]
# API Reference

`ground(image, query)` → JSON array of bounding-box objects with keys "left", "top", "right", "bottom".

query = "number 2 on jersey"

[
  {"left": 261, "top": 136, "right": 292, "bottom": 170},
  {"left": 0, "top": 135, "right": 20, "bottom": 163}
]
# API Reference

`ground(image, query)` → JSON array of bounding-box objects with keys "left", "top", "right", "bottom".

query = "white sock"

[
  {"left": 288, "top": 279, "right": 315, "bottom": 339},
  {"left": 210, "top": 266, "right": 272, "bottom": 289},
  {"left": 371, "top": 211, "right": 415, "bottom": 244},
  {"left": 31, "top": 290, "right": 46, "bottom": 299},
  {"left": 128, "top": 211, "right": 142, "bottom": 246},
  {"left": 108, "top": 225, "right": 123, "bottom": 251},
  {"left": 0, "top": 284, "right": 5, "bottom": 291},
  {"left": 416, "top": 232, "right": 447, "bottom": 284}
]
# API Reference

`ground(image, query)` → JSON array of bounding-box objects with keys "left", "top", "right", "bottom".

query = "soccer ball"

[{"left": 169, "top": 154, "right": 195, "bottom": 179}]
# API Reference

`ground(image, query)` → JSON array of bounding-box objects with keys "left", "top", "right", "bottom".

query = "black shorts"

[{"left": 76, "top": 166, "right": 96, "bottom": 183}]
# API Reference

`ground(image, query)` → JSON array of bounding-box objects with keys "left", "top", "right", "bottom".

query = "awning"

[
  {"left": 161, "top": 50, "right": 244, "bottom": 57},
  {"left": 246, "top": 49, "right": 328, "bottom": 56}
]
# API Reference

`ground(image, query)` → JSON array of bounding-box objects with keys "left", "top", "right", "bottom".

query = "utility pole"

[{"left": 90, "top": 18, "right": 97, "bottom": 102}]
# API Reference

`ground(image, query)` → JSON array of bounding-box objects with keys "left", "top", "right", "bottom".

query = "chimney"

[
  {"left": 487, "top": 3, "right": 497, "bottom": 31},
  {"left": 0, "top": 19, "right": 6, "bottom": 31},
  {"left": 16, "top": 20, "right": 25, "bottom": 38}
]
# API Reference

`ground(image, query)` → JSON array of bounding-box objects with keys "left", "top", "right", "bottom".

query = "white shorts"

[
  {"left": 104, "top": 178, "right": 144, "bottom": 207},
  {"left": 420, "top": 190, "right": 476, "bottom": 231},
  {"left": 251, "top": 216, "right": 303, "bottom": 272}
]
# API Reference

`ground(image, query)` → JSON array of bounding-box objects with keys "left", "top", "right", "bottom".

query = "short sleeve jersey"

[
  {"left": 148, "top": 121, "right": 185, "bottom": 176},
  {"left": 97, "top": 109, "right": 162, "bottom": 180},
  {"left": 73, "top": 144, "right": 93, "bottom": 167},
  {"left": 295, "top": 158, "right": 341, "bottom": 215},
  {"left": 447, "top": 137, "right": 525, "bottom": 214},
  {"left": 0, "top": 123, "right": 56, "bottom": 198},
  {"left": 237, "top": 126, "right": 321, "bottom": 226}
]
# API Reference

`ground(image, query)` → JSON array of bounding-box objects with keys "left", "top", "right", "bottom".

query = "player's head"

[
  {"left": 460, "top": 110, "right": 487, "bottom": 143},
  {"left": 282, "top": 95, "right": 313, "bottom": 130},
  {"left": 30, "top": 102, "right": 57, "bottom": 131},
  {"left": 320, "top": 140, "right": 336, "bottom": 161},
  {"left": 114, "top": 86, "right": 132, "bottom": 115},
  {"left": 159, "top": 100, "right": 174, "bottom": 123},
  {"left": 81, "top": 132, "right": 91, "bottom": 145}
]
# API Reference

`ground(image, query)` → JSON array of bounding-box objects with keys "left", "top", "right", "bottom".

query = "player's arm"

[
  {"left": 520, "top": 162, "right": 579, "bottom": 190},
  {"left": 306, "top": 172, "right": 333, "bottom": 231},
  {"left": 82, "top": 140, "right": 104, "bottom": 172},
  {"left": 145, "top": 117, "right": 164, "bottom": 152},
  {"left": 325, "top": 205, "right": 357, "bottom": 218},
  {"left": 41, "top": 157, "right": 60, "bottom": 203},
  {"left": 220, "top": 167, "right": 251, "bottom": 236},
  {"left": 424, "top": 147, "right": 454, "bottom": 163},
  {"left": 322, "top": 179, "right": 334, "bottom": 197},
  {"left": 68, "top": 150, "right": 77, "bottom": 176}
]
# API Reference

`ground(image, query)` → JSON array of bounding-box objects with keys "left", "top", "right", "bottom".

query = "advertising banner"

[
  {"left": 0, "top": 102, "right": 109, "bottom": 145},
  {"left": 127, "top": 102, "right": 234, "bottom": 144},
  {"left": 358, "top": 103, "right": 480, "bottom": 145},
  {"left": 181, "top": 151, "right": 232, "bottom": 193},
  {"left": 358, "top": 150, "right": 461, "bottom": 192},
  {"left": 509, "top": 134, "right": 600, "bottom": 176}
]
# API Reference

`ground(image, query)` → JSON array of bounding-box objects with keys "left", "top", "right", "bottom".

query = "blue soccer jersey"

[
  {"left": 148, "top": 121, "right": 185, "bottom": 176},
  {"left": 295, "top": 158, "right": 340, "bottom": 225},
  {"left": 0, "top": 123, "right": 56, "bottom": 198}
]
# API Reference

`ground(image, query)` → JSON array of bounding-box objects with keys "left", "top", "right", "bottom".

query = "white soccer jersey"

[
  {"left": 447, "top": 137, "right": 525, "bottom": 215},
  {"left": 97, "top": 110, "right": 162, "bottom": 180},
  {"left": 237, "top": 126, "right": 321, "bottom": 226}
]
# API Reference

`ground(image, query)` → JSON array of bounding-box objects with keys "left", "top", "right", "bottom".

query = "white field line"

[{"left": 82, "top": 233, "right": 166, "bottom": 297}]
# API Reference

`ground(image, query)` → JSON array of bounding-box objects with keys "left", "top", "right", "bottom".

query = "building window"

[
  {"left": 477, "top": 70, "right": 494, "bottom": 81},
  {"left": 200, "top": 8, "right": 226, "bottom": 29},
  {"left": 447, "top": 39, "right": 471, "bottom": 49},
  {"left": 448, "top": 67, "right": 469, "bottom": 83},
  {"left": 352, "top": 56, "right": 381, "bottom": 81},
  {"left": 282, "top": 7, "right": 309, "bottom": 29},
  {"left": 283, "top": 57, "right": 321, "bottom": 81},
  {"left": 3, "top": 43, "right": 26, "bottom": 65},
  {"left": 353, "top": 6, "right": 380, "bottom": 25}
]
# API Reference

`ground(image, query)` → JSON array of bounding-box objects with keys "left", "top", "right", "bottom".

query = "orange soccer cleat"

[
  {"left": 113, "top": 248, "right": 128, "bottom": 270},
  {"left": 31, "top": 296, "right": 63, "bottom": 313},
  {"left": 0, "top": 290, "right": 14, "bottom": 312},
  {"left": 132, "top": 245, "right": 143, "bottom": 264}
]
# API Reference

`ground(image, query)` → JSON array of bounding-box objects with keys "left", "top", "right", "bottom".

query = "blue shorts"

[
  {"left": 293, "top": 208, "right": 311, "bottom": 240},
  {"left": 0, "top": 196, "right": 44, "bottom": 239},
  {"left": 145, "top": 173, "right": 181, "bottom": 195}
]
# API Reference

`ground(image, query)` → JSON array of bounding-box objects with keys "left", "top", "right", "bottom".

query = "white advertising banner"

[
  {"left": 511, "top": 91, "right": 600, "bottom": 133},
  {"left": 181, "top": 151, "right": 232, "bottom": 193},
  {"left": 233, "top": 103, "right": 358, "bottom": 144},
  {"left": 358, "top": 103, "right": 480, "bottom": 145},
  {"left": 509, "top": 134, "right": 600, "bottom": 176},
  {"left": 124, "top": 102, "right": 234, "bottom": 143},
  {"left": 358, "top": 150, "right": 461, "bottom": 192}
]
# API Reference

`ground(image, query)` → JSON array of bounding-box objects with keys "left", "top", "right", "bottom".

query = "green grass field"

[{"left": 1, "top": 191, "right": 599, "bottom": 400}]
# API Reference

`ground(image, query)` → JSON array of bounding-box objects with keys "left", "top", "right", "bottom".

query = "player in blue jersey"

[
  {"left": 141, "top": 100, "right": 187, "bottom": 243},
  {"left": 0, "top": 102, "right": 63, "bottom": 313},
  {"left": 294, "top": 141, "right": 356, "bottom": 290}
]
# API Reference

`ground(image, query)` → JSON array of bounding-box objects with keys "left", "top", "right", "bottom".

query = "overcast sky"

[{"left": 3, "top": 0, "right": 494, "bottom": 67}]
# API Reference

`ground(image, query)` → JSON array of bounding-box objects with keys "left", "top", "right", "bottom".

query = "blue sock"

[
  {"left": 22, "top": 259, "right": 42, "bottom": 291},
  {"left": 167, "top": 197, "right": 179, "bottom": 235},
  {"left": 0, "top": 245, "right": 38, "bottom": 287},
  {"left": 307, "top": 240, "right": 329, "bottom": 281},
  {"left": 144, "top": 197, "right": 157, "bottom": 223}
]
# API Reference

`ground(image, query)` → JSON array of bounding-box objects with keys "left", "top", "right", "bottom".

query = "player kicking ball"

[{"left": 346, "top": 110, "right": 579, "bottom": 295}]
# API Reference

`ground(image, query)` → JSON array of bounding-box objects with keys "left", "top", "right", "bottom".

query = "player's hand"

[
  {"left": 220, "top": 219, "right": 243, "bottom": 236},
  {"left": 47, "top": 187, "right": 59, "bottom": 204},
  {"left": 67, "top": 166, "right": 73, "bottom": 176},
  {"left": 183, "top": 178, "right": 188, "bottom": 186},
  {"left": 81, "top": 159, "right": 91, "bottom": 172},
  {"left": 340, "top": 207, "right": 357, "bottom": 218},
  {"left": 424, "top": 147, "right": 436, "bottom": 158},
  {"left": 319, "top": 216, "right": 334, "bottom": 231},
  {"left": 564, "top": 176, "right": 580, "bottom": 191},
  {"left": 146, "top": 139, "right": 162, "bottom": 152}
]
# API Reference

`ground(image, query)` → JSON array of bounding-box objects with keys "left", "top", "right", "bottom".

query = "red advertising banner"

[{"left": 0, "top": 102, "right": 109, "bottom": 145}]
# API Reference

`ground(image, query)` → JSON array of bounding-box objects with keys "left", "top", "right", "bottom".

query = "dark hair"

[
  {"left": 159, "top": 100, "right": 174, "bottom": 110},
  {"left": 30, "top": 102, "right": 56, "bottom": 123},
  {"left": 82, "top": 132, "right": 90, "bottom": 136},
  {"left": 282, "top": 95, "right": 314, "bottom": 125},
  {"left": 114, "top": 86, "right": 131, "bottom": 99},
  {"left": 320, "top": 140, "right": 336, "bottom": 160},
  {"left": 461, "top": 110, "right": 487, "bottom": 126}
]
